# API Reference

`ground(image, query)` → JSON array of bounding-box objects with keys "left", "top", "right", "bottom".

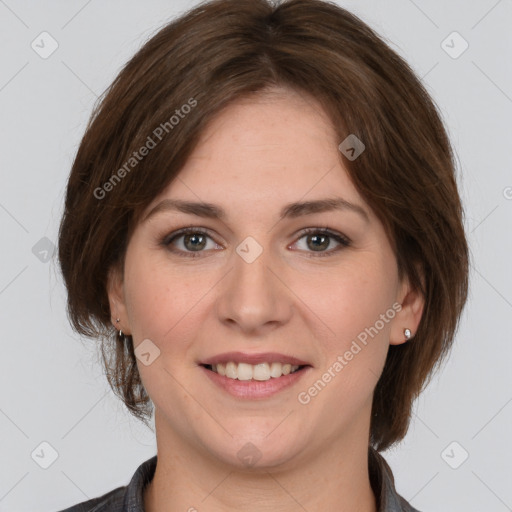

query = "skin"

[{"left": 108, "top": 87, "right": 424, "bottom": 512}]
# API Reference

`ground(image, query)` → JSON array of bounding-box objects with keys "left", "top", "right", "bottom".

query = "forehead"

[
  {"left": 145, "top": 88, "right": 365, "bottom": 216},
  {"left": 190, "top": 88, "right": 337, "bottom": 164}
]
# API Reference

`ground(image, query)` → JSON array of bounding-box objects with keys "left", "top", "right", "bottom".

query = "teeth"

[
  {"left": 253, "top": 363, "right": 270, "bottom": 381},
  {"left": 225, "top": 362, "right": 237, "bottom": 379},
  {"left": 217, "top": 363, "right": 226, "bottom": 377},
  {"left": 269, "top": 362, "right": 283, "bottom": 378},
  {"left": 237, "top": 363, "right": 253, "bottom": 381},
  {"left": 211, "top": 362, "right": 301, "bottom": 381}
]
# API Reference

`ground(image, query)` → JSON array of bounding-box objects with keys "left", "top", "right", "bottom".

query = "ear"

[
  {"left": 389, "top": 274, "right": 425, "bottom": 346},
  {"left": 106, "top": 265, "right": 131, "bottom": 336}
]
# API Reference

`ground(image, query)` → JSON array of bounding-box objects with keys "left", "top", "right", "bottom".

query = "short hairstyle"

[{"left": 58, "top": 0, "right": 469, "bottom": 451}]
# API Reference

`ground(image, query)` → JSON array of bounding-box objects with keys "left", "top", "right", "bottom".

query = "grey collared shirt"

[{"left": 57, "top": 448, "right": 420, "bottom": 511}]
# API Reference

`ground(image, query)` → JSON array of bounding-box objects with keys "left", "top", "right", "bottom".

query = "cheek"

[
  {"left": 123, "top": 252, "right": 175, "bottom": 340},
  {"left": 305, "top": 258, "right": 397, "bottom": 360},
  {"left": 292, "top": 261, "right": 397, "bottom": 428},
  {"left": 123, "top": 251, "right": 213, "bottom": 344}
]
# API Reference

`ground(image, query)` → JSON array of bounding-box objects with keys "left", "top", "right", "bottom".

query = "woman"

[{"left": 57, "top": 0, "right": 469, "bottom": 510}]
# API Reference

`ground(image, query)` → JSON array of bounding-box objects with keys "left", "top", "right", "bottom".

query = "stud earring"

[{"left": 404, "top": 328, "right": 412, "bottom": 340}]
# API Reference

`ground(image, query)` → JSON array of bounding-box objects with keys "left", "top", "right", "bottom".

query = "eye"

[
  {"left": 161, "top": 227, "right": 351, "bottom": 258},
  {"left": 291, "top": 228, "right": 351, "bottom": 257},
  {"left": 162, "top": 228, "right": 221, "bottom": 258}
]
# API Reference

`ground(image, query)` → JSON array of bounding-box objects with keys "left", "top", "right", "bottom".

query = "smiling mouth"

[{"left": 201, "top": 362, "right": 307, "bottom": 381}]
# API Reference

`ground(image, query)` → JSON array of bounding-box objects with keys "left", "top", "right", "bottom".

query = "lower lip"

[{"left": 200, "top": 365, "right": 311, "bottom": 399}]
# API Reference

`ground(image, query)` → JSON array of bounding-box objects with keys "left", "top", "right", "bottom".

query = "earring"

[
  {"left": 115, "top": 318, "right": 123, "bottom": 339},
  {"left": 404, "top": 328, "right": 412, "bottom": 340}
]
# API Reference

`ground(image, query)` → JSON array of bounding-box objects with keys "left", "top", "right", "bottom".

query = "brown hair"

[{"left": 58, "top": 0, "right": 469, "bottom": 451}]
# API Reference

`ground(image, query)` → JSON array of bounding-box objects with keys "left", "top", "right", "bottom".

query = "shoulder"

[
  {"left": 56, "top": 485, "right": 126, "bottom": 512},
  {"left": 369, "top": 447, "right": 422, "bottom": 512},
  {"left": 56, "top": 455, "right": 157, "bottom": 512}
]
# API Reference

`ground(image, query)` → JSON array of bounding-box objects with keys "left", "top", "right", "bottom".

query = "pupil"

[
  {"left": 185, "top": 233, "right": 206, "bottom": 251},
  {"left": 309, "top": 234, "right": 328, "bottom": 251}
]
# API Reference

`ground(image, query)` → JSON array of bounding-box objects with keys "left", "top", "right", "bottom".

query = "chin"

[{"left": 202, "top": 424, "right": 307, "bottom": 471}]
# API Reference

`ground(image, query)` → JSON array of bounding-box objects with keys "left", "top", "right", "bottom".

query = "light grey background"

[{"left": 1, "top": 1, "right": 511, "bottom": 511}]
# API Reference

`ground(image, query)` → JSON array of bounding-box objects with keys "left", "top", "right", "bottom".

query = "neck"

[{"left": 144, "top": 412, "right": 377, "bottom": 512}]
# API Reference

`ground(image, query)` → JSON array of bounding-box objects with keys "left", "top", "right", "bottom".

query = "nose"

[{"left": 215, "top": 241, "right": 293, "bottom": 335}]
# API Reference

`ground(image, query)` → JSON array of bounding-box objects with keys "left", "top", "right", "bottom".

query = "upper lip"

[{"left": 200, "top": 352, "right": 311, "bottom": 367}]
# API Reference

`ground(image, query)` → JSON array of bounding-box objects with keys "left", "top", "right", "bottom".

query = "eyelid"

[
  {"left": 290, "top": 227, "right": 351, "bottom": 257},
  {"left": 160, "top": 225, "right": 351, "bottom": 257},
  {"left": 294, "top": 227, "right": 351, "bottom": 246},
  {"left": 161, "top": 227, "right": 220, "bottom": 249}
]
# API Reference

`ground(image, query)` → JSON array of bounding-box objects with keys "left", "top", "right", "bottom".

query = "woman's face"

[{"left": 109, "top": 88, "right": 421, "bottom": 470}]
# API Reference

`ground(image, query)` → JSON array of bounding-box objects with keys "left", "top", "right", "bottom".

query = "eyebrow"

[{"left": 142, "top": 197, "right": 369, "bottom": 223}]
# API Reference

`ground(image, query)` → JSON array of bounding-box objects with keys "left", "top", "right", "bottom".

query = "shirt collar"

[
  {"left": 369, "top": 447, "right": 420, "bottom": 512},
  {"left": 122, "top": 454, "right": 156, "bottom": 511}
]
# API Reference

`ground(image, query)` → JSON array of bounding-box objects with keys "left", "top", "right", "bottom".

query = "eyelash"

[{"left": 161, "top": 226, "right": 351, "bottom": 258}]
